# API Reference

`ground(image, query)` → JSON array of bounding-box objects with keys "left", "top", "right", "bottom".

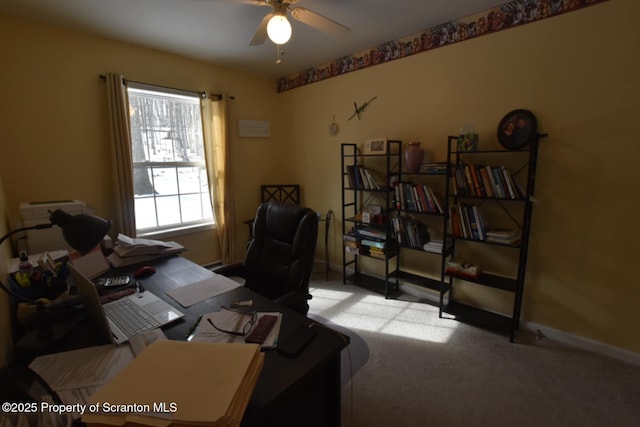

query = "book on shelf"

[
  {"left": 449, "top": 206, "right": 462, "bottom": 237},
  {"left": 485, "top": 228, "right": 522, "bottom": 244},
  {"left": 343, "top": 233, "right": 358, "bottom": 242},
  {"left": 420, "top": 162, "right": 449, "bottom": 174},
  {"left": 479, "top": 167, "right": 495, "bottom": 198},
  {"left": 485, "top": 228, "right": 519, "bottom": 238},
  {"left": 367, "top": 246, "right": 389, "bottom": 259},
  {"left": 360, "top": 239, "right": 387, "bottom": 249},
  {"left": 352, "top": 225, "right": 387, "bottom": 240},
  {"left": 423, "top": 239, "right": 444, "bottom": 254}
]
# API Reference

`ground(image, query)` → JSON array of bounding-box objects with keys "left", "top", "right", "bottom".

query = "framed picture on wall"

[
  {"left": 497, "top": 109, "right": 537, "bottom": 150},
  {"left": 363, "top": 138, "right": 387, "bottom": 155}
]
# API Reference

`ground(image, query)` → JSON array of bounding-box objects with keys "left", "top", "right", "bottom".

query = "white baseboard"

[{"left": 521, "top": 321, "right": 640, "bottom": 367}]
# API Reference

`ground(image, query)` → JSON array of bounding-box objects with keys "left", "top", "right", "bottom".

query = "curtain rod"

[{"left": 98, "top": 74, "right": 226, "bottom": 100}]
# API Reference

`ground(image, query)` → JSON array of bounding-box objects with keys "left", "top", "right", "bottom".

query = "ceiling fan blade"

[
  {"left": 289, "top": 7, "right": 351, "bottom": 37},
  {"left": 249, "top": 12, "right": 274, "bottom": 45},
  {"left": 230, "top": 0, "right": 270, "bottom": 5}
]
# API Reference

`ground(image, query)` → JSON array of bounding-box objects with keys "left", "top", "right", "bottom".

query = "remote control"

[{"left": 245, "top": 314, "right": 278, "bottom": 344}]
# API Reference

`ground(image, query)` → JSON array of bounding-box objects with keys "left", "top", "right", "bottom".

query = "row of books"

[
  {"left": 390, "top": 216, "right": 430, "bottom": 249},
  {"left": 346, "top": 165, "right": 382, "bottom": 190},
  {"left": 450, "top": 204, "right": 522, "bottom": 245},
  {"left": 449, "top": 204, "right": 488, "bottom": 241},
  {"left": 343, "top": 234, "right": 392, "bottom": 259},
  {"left": 393, "top": 182, "right": 444, "bottom": 214},
  {"left": 451, "top": 163, "right": 524, "bottom": 199}
]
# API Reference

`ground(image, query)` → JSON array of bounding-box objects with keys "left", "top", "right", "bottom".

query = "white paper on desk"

[
  {"left": 28, "top": 344, "right": 134, "bottom": 391},
  {"left": 69, "top": 249, "right": 110, "bottom": 279},
  {"left": 190, "top": 311, "right": 282, "bottom": 349},
  {"left": 129, "top": 328, "right": 167, "bottom": 357},
  {"left": 166, "top": 274, "right": 242, "bottom": 307}
]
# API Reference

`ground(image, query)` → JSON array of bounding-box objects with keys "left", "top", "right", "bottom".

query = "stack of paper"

[
  {"left": 82, "top": 340, "right": 264, "bottom": 427},
  {"left": 107, "top": 234, "right": 185, "bottom": 267}
]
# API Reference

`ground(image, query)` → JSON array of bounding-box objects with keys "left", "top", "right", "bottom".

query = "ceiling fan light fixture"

[{"left": 267, "top": 14, "right": 292, "bottom": 45}]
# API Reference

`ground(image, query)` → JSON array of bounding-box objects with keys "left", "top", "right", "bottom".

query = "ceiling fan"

[{"left": 241, "top": 0, "right": 351, "bottom": 46}]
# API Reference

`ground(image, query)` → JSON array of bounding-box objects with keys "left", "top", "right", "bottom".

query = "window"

[{"left": 127, "top": 84, "right": 214, "bottom": 235}]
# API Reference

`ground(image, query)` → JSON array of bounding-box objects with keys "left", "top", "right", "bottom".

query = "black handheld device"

[{"left": 277, "top": 325, "right": 316, "bottom": 357}]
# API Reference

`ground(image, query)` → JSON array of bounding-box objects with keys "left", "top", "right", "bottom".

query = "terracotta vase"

[{"left": 404, "top": 141, "right": 425, "bottom": 173}]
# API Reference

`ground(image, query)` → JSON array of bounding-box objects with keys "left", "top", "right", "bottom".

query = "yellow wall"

[
  {"left": 278, "top": 0, "right": 640, "bottom": 353},
  {"left": 0, "top": 0, "right": 638, "bottom": 362},
  {"left": 0, "top": 13, "right": 286, "bottom": 367},
  {"left": 0, "top": 13, "right": 282, "bottom": 266}
]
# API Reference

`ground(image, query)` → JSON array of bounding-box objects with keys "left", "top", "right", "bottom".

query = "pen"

[{"left": 186, "top": 315, "right": 202, "bottom": 339}]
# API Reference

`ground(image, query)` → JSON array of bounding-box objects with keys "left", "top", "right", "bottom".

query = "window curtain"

[
  {"left": 202, "top": 94, "right": 236, "bottom": 264},
  {"left": 105, "top": 73, "right": 136, "bottom": 236}
]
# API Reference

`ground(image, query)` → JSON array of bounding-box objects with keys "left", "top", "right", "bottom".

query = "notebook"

[{"left": 69, "top": 264, "right": 184, "bottom": 345}]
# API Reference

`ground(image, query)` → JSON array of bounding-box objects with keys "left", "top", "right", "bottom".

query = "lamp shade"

[
  {"left": 267, "top": 14, "right": 292, "bottom": 45},
  {"left": 49, "top": 209, "right": 111, "bottom": 254}
]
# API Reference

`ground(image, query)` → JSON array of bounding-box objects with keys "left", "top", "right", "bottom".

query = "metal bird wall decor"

[{"left": 348, "top": 96, "right": 377, "bottom": 121}]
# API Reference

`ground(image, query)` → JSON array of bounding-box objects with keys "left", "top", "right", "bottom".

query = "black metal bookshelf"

[{"left": 443, "top": 134, "right": 545, "bottom": 341}]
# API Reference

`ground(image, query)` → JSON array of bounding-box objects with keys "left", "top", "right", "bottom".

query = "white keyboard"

[{"left": 104, "top": 297, "right": 161, "bottom": 337}]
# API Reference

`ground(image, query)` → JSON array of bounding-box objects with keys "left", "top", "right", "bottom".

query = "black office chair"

[
  {"left": 243, "top": 184, "right": 300, "bottom": 243},
  {"left": 216, "top": 201, "right": 318, "bottom": 315}
]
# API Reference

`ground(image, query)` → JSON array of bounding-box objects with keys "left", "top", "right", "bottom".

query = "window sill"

[{"left": 138, "top": 222, "right": 216, "bottom": 240}]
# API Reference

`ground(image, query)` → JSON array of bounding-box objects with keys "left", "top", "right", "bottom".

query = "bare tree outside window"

[{"left": 127, "top": 86, "right": 214, "bottom": 234}]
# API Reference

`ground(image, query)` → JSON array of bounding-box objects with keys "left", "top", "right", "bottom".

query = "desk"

[{"left": 16, "top": 256, "right": 349, "bottom": 427}]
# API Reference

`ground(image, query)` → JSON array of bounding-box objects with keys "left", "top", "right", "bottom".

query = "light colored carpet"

[{"left": 308, "top": 272, "right": 640, "bottom": 427}]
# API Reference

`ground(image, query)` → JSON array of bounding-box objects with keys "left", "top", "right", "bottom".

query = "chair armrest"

[{"left": 211, "top": 262, "right": 245, "bottom": 278}]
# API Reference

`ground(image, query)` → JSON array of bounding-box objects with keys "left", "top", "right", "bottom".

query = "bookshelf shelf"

[
  {"left": 444, "top": 272, "right": 518, "bottom": 292},
  {"left": 388, "top": 270, "right": 442, "bottom": 293},
  {"left": 443, "top": 301, "right": 513, "bottom": 334}
]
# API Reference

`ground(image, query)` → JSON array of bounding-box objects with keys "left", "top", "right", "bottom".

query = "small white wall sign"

[{"left": 238, "top": 120, "right": 270, "bottom": 138}]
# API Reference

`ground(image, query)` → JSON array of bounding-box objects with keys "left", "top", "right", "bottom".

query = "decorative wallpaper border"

[{"left": 276, "top": 0, "right": 609, "bottom": 93}]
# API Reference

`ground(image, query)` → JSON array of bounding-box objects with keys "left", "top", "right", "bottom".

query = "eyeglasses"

[{"left": 207, "top": 307, "right": 257, "bottom": 337}]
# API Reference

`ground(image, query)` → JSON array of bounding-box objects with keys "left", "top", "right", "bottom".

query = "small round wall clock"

[{"left": 328, "top": 116, "right": 339, "bottom": 136}]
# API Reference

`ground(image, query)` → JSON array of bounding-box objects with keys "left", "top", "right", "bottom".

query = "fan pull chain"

[{"left": 276, "top": 44, "right": 284, "bottom": 64}]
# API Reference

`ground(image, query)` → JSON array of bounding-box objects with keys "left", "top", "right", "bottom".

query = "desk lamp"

[{"left": 0, "top": 209, "right": 111, "bottom": 351}]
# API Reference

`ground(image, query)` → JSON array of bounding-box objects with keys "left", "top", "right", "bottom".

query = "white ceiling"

[{"left": 0, "top": 0, "right": 507, "bottom": 79}]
